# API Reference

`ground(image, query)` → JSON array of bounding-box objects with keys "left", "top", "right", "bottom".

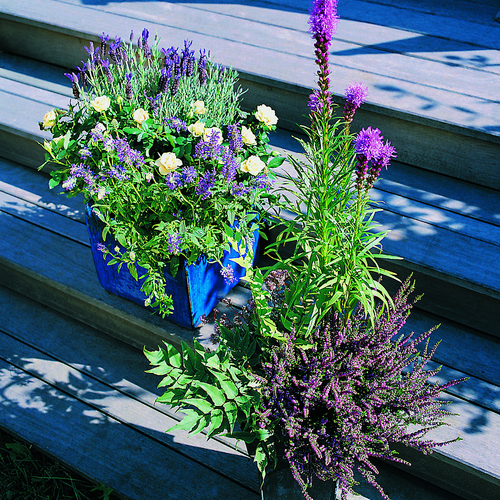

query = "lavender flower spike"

[{"left": 343, "top": 82, "right": 368, "bottom": 123}]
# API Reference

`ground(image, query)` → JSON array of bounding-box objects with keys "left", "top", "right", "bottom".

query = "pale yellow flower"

[
  {"left": 241, "top": 126, "right": 256, "bottom": 145},
  {"left": 241, "top": 155, "right": 266, "bottom": 176},
  {"left": 203, "top": 127, "right": 223, "bottom": 144},
  {"left": 192, "top": 100, "right": 206, "bottom": 115},
  {"left": 133, "top": 108, "right": 149, "bottom": 125},
  {"left": 255, "top": 104, "right": 278, "bottom": 127},
  {"left": 188, "top": 120, "right": 205, "bottom": 137},
  {"left": 90, "top": 96, "right": 111, "bottom": 112},
  {"left": 42, "top": 109, "right": 57, "bottom": 128},
  {"left": 156, "top": 152, "right": 182, "bottom": 175}
]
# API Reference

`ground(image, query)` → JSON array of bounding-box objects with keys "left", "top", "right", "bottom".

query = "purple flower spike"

[
  {"left": 343, "top": 83, "right": 368, "bottom": 123},
  {"left": 309, "top": 0, "right": 339, "bottom": 43},
  {"left": 354, "top": 127, "right": 383, "bottom": 161},
  {"left": 308, "top": 0, "right": 339, "bottom": 118},
  {"left": 366, "top": 140, "right": 397, "bottom": 190}
]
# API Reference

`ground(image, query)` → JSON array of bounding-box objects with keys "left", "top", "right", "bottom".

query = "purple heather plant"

[{"left": 216, "top": 274, "right": 464, "bottom": 500}]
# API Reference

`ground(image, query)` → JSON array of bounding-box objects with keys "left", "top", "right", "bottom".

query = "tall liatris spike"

[{"left": 308, "top": 0, "right": 339, "bottom": 117}]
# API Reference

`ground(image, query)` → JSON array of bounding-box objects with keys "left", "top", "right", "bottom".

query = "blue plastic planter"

[{"left": 85, "top": 205, "right": 260, "bottom": 329}]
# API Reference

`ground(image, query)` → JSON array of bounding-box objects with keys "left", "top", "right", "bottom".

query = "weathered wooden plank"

[
  {"left": 0, "top": 0, "right": 498, "bottom": 140},
  {"left": 0, "top": 357, "right": 259, "bottom": 500},
  {"left": 371, "top": 189, "right": 500, "bottom": 246},
  {"left": 377, "top": 209, "right": 500, "bottom": 296},
  {"left": 0, "top": 157, "right": 85, "bottom": 222},
  {"left": 0, "top": 328, "right": 260, "bottom": 492},
  {"left": 0, "top": 190, "right": 88, "bottom": 243}
]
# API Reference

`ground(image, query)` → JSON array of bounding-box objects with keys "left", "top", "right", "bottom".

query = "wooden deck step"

[
  {"left": 2, "top": 284, "right": 490, "bottom": 500},
  {"left": 0, "top": 0, "right": 499, "bottom": 187},
  {"left": 1, "top": 57, "right": 499, "bottom": 337},
  {"left": 0, "top": 154, "right": 499, "bottom": 499}
]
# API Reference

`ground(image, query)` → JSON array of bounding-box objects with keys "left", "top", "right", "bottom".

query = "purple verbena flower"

[
  {"left": 181, "top": 165, "right": 197, "bottom": 184},
  {"left": 165, "top": 171, "right": 182, "bottom": 190},
  {"left": 221, "top": 148, "right": 238, "bottom": 182},
  {"left": 166, "top": 232, "right": 181, "bottom": 254},
  {"left": 227, "top": 124, "right": 243, "bottom": 152},
  {"left": 164, "top": 116, "right": 188, "bottom": 133},
  {"left": 231, "top": 182, "right": 251, "bottom": 197},
  {"left": 196, "top": 169, "right": 216, "bottom": 200},
  {"left": 220, "top": 265, "right": 237, "bottom": 285}
]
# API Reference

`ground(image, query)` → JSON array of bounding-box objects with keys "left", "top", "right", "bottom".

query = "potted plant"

[
  {"left": 39, "top": 29, "right": 283, "bottom": 328},
  {"left": 145, "top": 0, "right": 465, "bottom": 498}
]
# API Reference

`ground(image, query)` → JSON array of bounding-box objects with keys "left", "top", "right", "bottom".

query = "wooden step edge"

[
  {"left": 392, "top": 439, "right": 500, "bottom": 500},
  {"left": 0, "top": 254, "right": 189, "bottom": 352}
]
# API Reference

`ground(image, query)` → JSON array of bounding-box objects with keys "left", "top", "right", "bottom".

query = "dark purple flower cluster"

[
  {"left": 166, "top": 232, "right": 181, "bottom": 254},
  {"left": 164, "top": 117, "right": 188, "bottom": 133},
  {"left": 354, "top": 127, "right": 396, "bottom": 192},
  {"left": 196, "top": 169, "right": 217, "bottom": 200},
  {"left": 253, "top": 277, "right": 464, "bottom": 500}
]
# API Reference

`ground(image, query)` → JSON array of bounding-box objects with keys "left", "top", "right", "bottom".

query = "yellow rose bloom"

[
  {"left": 241, "top": 126, "right": 257, "bottom": 145},
  {"left": 192, "top": 100, "right": 206, "bottom": 115},
  {"left": 90, "top": 96, "right": 111, "bottom": 112},
  {"left": 203, "top": 127, "right": 223, "bottom": 143},
  {"left": 156, "top": 152, "right": 182, "bottom": 175},
  {"left": 42, "top": 109, "right": 57, "bottom": 128},
  {"left": 241, "top": 155, "right": 266, "bottom": 176},
  {"left": 133, "top": 108, "right": 149, "bottom": 125},
  {"left": 188, "top": 120, "right": 205, "bottom": 137},
  {"left": 255, "top": 104, "right": 278, "bottom": 127}
]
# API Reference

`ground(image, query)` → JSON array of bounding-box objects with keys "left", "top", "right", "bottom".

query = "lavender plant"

[{"left": 39, "top": 30, "right": 283, "bottom": 316}]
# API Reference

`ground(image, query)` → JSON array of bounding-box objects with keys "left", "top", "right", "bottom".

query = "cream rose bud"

[
  {"left": 133, "top": 108, "right": 149, "bottom": 125},
  {"left": 203, "top": 127, "right": 223, "bottom": 143},
  {"left": 192, "top": 100, "right": 206, "bottom": 115},
  {"left": 156, "top": 152, "right": 182, "bottom": 175},
  {"left": 91, "top": 96, "right": 111, "bottom": 113},
  {"left": 241, "top": 155, "right": 266, "bottom": 176},
  {"left": 42, "top": 109, "right": 57, "bottom": 128},
  {"left": 255, "top": 104, "right": 278, "bottom": 127},
  {"left": 241, "top": 126, "right": 256, "bottom": 145},
  {"left": 188, "top": 120, "right": 205, "bottom": 137}
]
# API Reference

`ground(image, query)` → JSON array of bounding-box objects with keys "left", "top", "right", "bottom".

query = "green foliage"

[
  {"left": 144, "top": 338, "right": 262, "bottom": 440},
  {"left": 265, "top": 111, "right": 399, "bottom": 336}
]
